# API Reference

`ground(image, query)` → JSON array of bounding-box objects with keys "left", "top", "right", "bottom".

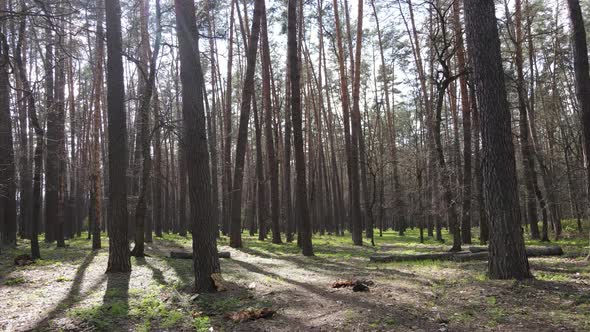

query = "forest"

[{"left": 1, "top": 0, "right": 590, "bottom": 330}]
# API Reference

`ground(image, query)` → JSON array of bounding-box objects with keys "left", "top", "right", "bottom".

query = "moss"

[{"left": 4, "top": 276, "right": 26, "bottom": 285}]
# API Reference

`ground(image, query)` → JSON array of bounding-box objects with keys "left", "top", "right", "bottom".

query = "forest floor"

[{"left": 1, "top": 222, "right": 590, "bottom": 332}]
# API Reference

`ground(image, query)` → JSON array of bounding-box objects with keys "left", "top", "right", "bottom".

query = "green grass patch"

[
  {"left": 4, "top": 276, "right": 26, "bottom": 285},
  {"left": 56, "top": 276, "right": 72, "bottom": 282},
  {"left": 534, "top": 271, "right": 570, "bottom": 282}
]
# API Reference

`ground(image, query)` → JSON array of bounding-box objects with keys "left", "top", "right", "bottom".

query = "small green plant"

[
  {"left": 69, "top": 302, "right": 128, "bottom": 331},
  {"left": 192, "top": 316, "right": 211, "bottom": 332},
  {"left": 4, "top": 277, "right": 26, "bottom": 285},
  {"left": 535, "top": 271, "right": 570, "bottom": 282},
  {"left": 56, "top": 276, "right": 72, "bottom": 282}
]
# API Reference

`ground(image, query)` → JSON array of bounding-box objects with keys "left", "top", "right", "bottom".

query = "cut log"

[
  {"left": 469, "top": 246, "right": 563, "bottom": 257},
  {"left": 369, "top": 252, "right": 455, "bottom": 263},
  {"left": 370, "top": 246, "right": 563, "bottom": 263},
  {"left": 170, "top": 251, "right": 231, "bottom": 259},
  {"left": 525, "top": 246, "right": 563, "bottom": 257}
]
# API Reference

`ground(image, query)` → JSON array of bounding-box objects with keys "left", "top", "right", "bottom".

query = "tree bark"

[
  {"left": 0, "top": 5, "right": 16, "bottom": 246},
  {"left": 464, "top": 0, "right": 531, "bottom": 280},
  {"left": 105, "top": 0, "right": 131, "bottom": 273},
  {"left": 229, "top": 0, "right": 263, "bottom": 248},
  {"left": 288, "top": 0, "right": 313, "bottom": 256},
  {"left": 15, "top": 18, "right": 41, "bottom": 259},
  {"left": 174, "top": 0, "right": 221, "bottom": 292},
  {"left": 260, "top": 2, "right": 281, "bottom": 244},
  {"left": 565, "top": 0, "right": 590, "bottom": 252},
  {"left": 452, "top": 0, "right": 473, "bottom": 245}
]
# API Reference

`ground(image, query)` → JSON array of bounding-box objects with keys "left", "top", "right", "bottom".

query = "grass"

[
  {"left": 2, "top": 219, "right": 590, "bottom": 331},
  {"left": 4, "top": 276, "right": 26, "bottom": 285}
]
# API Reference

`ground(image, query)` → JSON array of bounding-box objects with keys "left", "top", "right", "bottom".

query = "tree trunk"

[
  {"left": 288, "top": 0, "right": 313, "bottom": 256},
  {"left": 44, "top": 18, "right": 56, "bottom": 244},
  {"left": 174, "top": 0, "right": 221, "bottom": 292},
  {"left": 260, "top": 2, "right": 281, "bottom": 244},
  {"left": 132, "top": 0, "right": 162, "bottom": 257},
  {"left": 565, "top": 0, "right": 590, "bottom": 252},
  {"left": 0, "top": 5, "right": 16, "bottom": 247},
  {"left": 222, "top": 0, "right": 236, "bottom": 237},
  {"left": 16, "top": 18, "right": 41, "bottom": 259},
  {"left": 464, "top": 0, "right": 531, "bottom": 280},
  {"left": 452, "top": 0, "right": 473, "bottom": 245},
  {"left": 105, "top": 0, "right": 131, "bottom": 273}
]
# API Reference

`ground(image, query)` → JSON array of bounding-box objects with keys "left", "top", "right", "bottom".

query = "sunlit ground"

[{"left": 1, "top": 221, "right": 589, "bottom": 331}]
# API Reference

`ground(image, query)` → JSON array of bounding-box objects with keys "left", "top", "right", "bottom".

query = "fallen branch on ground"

[
  {"left": 170, "top": 251, "right": 231, "bottom": 259},
  {"left": 369, "top": 246, "right": 563, "bottom": 263}
]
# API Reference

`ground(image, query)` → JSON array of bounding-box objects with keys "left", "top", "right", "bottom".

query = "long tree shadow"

[
  {"left": 98, "top": 271, "right": 131, "bottom": 330},
  {"left": 236, "top": 245, "right": 435, "bottom": 288},
  {"left": 229, "top": 258, "right": 439, "bottom": 331},
  {"left": 32, "top": 250, "right": 103, "bottom": 329},
  {"left": 134, "top": 257, "right": 167, "bottom": 286}
]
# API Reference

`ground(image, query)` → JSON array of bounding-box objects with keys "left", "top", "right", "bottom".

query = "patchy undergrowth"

[{"left": 1, "top": 222, "right": 589, "bottom": 331}]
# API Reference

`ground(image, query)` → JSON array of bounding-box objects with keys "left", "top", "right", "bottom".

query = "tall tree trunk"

[
  {"left": 349, "top": 0, "right": 365, "bottom": 246},
  {"left": 229, "top": 0, "right": 263, "bottom": 248},
  {"left": 132, "top": 0, "right": 162, "bottom": 257},
  {"left": 222, "top": 0, "right": 236, "bottom": 237},
  {"left": 174, "top": 0, "right": 221, "bottom": 292},
  {"left": 565, "top": 0, "right": 590, "bottom": 254},
  {"left": 512, "top": 0, "right": 541, "bottom": 240},
  {"left": 16, "top": 18, "right": 41, "bottom": 259},
  {"left": 0, "top": 2, "right": 16, "bottom": 246},
  {"left": 283, "top": 63, "right": 294, "bottom": 242},
  {"left": 90, "top": 0, "right": 104, "bottom": 250},
  {"left": 464, "top": 0, "right": 531, "bottom": 280},
  {"left": 105, "top": 0, "right": 131, "bottom": 273},
  {"left": 44, "top": 15, "right": 56, "bottom": 244},
  {"left": 207, "top": 2, "right": 221, "bottom": 238},
  {"left": 54, "top": 3, "right": 67, "bottom": 248},
  {"left": 332, "top": 0, "right": 353, "bottom": 239},
  {"left": 452, "top": 0, "right": 473, "bottom": 244},
  {"left": 288, "top": 0, "right": 313, "bottom": 256},
  {"left": 260, "top": 2, "right": 281, "bottom": 244}
]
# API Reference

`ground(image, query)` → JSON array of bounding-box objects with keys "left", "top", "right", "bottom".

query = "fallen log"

[
  {"left": 370, "top": 246, "right": 563, "bottom": 263},
  {"left": 170, "top": 251, "right": 231, "bottom": 259},
  {"left": 469, "top": 246, "right": 563, "bottom": 257},
  {"left": 369, "top": 252, "right": 455, "bottom": 263}
]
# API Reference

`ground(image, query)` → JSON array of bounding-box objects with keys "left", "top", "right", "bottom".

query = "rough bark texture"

[
  {"left": 566, "top": 0, "right": 590, "bottom": 221},
  {"left": 132, "top": 0, "right": 161, "bottom": 257},
  {"left": 229, "top": 0, "right": 263, "bottom": 248},
  {"left": 90, "top": 0, "right": 105, "bottom": 250},
  {"left": 349, "top": 0, "right": 365, "bottom": 246},
  {"left": 174, "top": 0, "right": 221, "bottom": 292},
  {"left": 105, "top": 0, "right": 131, "bottom": 273},
  {"left": 452, "top": 0, "right": 473, "bottom": 245},
  {"left": 464, "top": 0, "right": 531, "bottom": 280},
  {"left": 15, "top": 19, "right": 41, "bottom": 259},
  {"left": 0, "top": 12, "right": 16, "bottom": 246},
  {"left": 514, "top": 0, "right": 540, "bottom": 240},
  {"left": 289, "top": 0, "right": 313, "bottom": 256},
  {"left": 261, "top": 2, "right": 281, "bottom": 244},
  {"left": 44, "top": 20, "right": 56, "bottom": 244}
]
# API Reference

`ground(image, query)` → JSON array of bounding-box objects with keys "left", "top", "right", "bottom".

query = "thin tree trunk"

[
  {"left": 229, "top": 0, "right": 263, "bottom": 248},
  {"left": 288, "top": 0, "right": 313, "bottom": 256},
  {"left": 452, "top": 0, "right": 473, "bottom": 244},
  {"left": 260, "top": 2, "right": 281, "bottom": 244}
]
